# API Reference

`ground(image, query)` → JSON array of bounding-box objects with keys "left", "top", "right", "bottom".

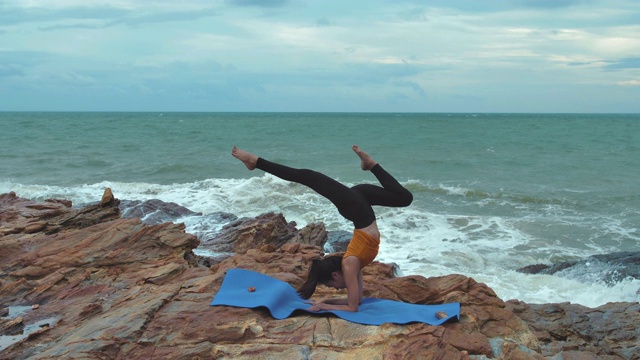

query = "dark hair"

[{"left": 297, "top": 256, "right": 343, "bottom": 299}]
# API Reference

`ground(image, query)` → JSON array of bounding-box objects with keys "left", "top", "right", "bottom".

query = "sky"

[{"left": 1, "top": 0, "right": 639, "bottom": 113}]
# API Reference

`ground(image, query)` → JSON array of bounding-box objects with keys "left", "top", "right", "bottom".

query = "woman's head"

[{"left": 297, "top": 255, "right": 343, "bottom": 299}]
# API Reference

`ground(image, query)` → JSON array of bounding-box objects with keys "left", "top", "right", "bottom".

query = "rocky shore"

[{"left": 1, "top": 190, "right": 638, "bottom": 359}]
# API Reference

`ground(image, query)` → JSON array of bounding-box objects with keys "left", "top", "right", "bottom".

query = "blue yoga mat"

[{"left": 210, "top": 268, "right": 460, "bottom": 326}]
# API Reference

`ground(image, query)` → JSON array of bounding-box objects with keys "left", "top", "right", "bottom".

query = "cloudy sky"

[{"left": 1, "top": 0, "right": 639, "bottom": 112}]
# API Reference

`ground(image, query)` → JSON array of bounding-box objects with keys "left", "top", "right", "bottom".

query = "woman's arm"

[
  {"left": 321, "top": 298, "right": 349, "bottom": 305},
  {"left": 307, "top": 257, "right": 363, "bottom": 312}
]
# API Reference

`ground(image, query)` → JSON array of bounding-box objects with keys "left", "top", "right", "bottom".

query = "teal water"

[{"left": 1, "top": 112, "right": 639, "bottom": 306}]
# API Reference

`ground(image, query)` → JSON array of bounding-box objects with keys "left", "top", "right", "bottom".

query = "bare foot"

[
  {"left": 232, "top": 146, "right": 258, "bottom": 170},
  {"left": 352, "top": 145, "right": 377, "bottom": 170}
]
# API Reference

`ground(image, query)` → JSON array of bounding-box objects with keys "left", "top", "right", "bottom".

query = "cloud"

[
  {"left": 399, "top": 81, "right": 427, "bottom": 98},
  {"left": 617, "top": 79, "right": 640, "bottom": 86},
  {"left": 398, "top": 0, "right": 593, "bottom": 12},
  {"left": 38, "top": 8, "right": 220, "bottom": 30},
  {"left": 316, "top": 17, "right": 331, "bottom": 27},
  {"left": 605, "top": 57, "right": 640, "bottom": 70},
  {"left": 0, "top": 63, "right": 25, "bottom": 78},
  {"left": 0, "top": 50, "right": 52, "bottom": 71},
  {"left": 0, "top": 2, "right": 220, "bottom": 30},
  {"left": 226, "top": 0, "right": 291, "bottom": 8},
  {"left": 0, "top": 4, "right": 129, "bottom": 26},
  {"left": 519, "top": 0, "right": 593, "bottom": 9}
]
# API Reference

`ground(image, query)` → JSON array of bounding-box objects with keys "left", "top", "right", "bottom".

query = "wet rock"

[
  {"left": 200, "top": 212, "right": 310, "bottom": 254},
  {"left": 506, "top": 300, "right": 640, "bottom": 359},
  {"left": 327, "top": 229, "right": 352, "bottom": 252},
  {"left": 119, "top": 199, "right": 200, "bottom": 224},
  {"left": 517, "top": 252, "right": 640, "bottom": 285},
  {"left": 0, "top": 317, "right": 24, "bottom": 336},
  {"left": 182, "top": 212, "right": 238, "bottom": 242},
  {"left": 517, "top": 264, "right": 553, "bottom": 274}
]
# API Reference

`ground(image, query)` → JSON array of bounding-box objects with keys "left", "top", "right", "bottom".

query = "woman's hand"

[
  {"left": 304, "top": 298, "right": 358, "bottom": 312},
  {"left": 305, "top": 298, "right": 334, "bottom": 311},
  {"left": 306, "top": 301, "right": 332, "bottom": 312}
]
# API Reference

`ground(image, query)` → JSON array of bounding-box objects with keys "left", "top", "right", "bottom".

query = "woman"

[{"left": 232, "top": 145, "right": 413, "bottom": 312}]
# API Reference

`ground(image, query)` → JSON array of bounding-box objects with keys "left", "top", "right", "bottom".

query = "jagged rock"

[
  {"left": 0, "top": 191, "right": 120, "bottom": 236},
  {"left": 506, "top": 300, "right": 640, "bottom": 359},
  {"left": 327, "top": 229, "right": 352, "bottom": 252},
  {"left": 291, "top": 222, "right": 328, "bottom": 247},
  {"left": 100, "top": 187, "right": 114, "bottom": 207},
  {"left": 0, "top": 316, "right": 24, "bottom": 336},
  {"left": 119, "top": 198, "right": 201, "bottom": 224},
  {"left": 1, "top": 192, "right": 638, "bottom": 359},
  {"left": 517, "top": 252, "right": 640, "bottom": 287},
  {"left": 198, "top": 213, "right": 326, "bottom": 255}
]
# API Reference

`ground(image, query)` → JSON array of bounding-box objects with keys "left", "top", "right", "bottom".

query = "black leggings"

[{"left": 256, "top": 158, "right": 413, "bottom": 229}]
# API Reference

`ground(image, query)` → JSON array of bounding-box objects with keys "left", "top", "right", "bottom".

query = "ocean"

[{"left": 1, "top": 112, "right": 639, "bottom": 307}]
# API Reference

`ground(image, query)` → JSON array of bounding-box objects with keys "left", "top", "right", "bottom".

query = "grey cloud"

[
  {"left": 401, "top": 81, "right": 427, "bottom": 98},
  {"left": 343, "top": 63, "right": 428, "bottom": 85},
  {"left": 398, "top": 1, "right": 505, "bottom": 12},
  {"left": 192, "top": 61, "right": 433, "bottom": 89},
  {"left": 316, "top": 18, "right": 331, "bottom": 27},
  {"left": 0, "top": 5, "right": 129, "bottom": 26},
  {"left": 38, "top": 8, "right": 220, "bottom": 31},
  {"left": 0, "top": 63, "right": 25, "bottom": 78},
  {"left": 39, "top": 23, "right": 107, "bottom": 31},
  {"left": 519, "top": 0, "right": 592, "bottom": 9},
  {"left": 106, "top": 8, "right": 220, "bottom": 27},
  {"left": 567, "top": 61, "right": 596, "bottom": 66},
  {"left": 0, "top": 4, "right": 218, "bottom": 30},
  {"left": 226, "top": 0, "right": 291, "bottom": 8},
  {"left": 0, "top": 50, "right": 52, "bottom": 68},
  {"left": 399, "top": 0, "right": 592, "bottom": 12},
  {"left": 604, "top": 57, "right": 640, "bottom": 70}
]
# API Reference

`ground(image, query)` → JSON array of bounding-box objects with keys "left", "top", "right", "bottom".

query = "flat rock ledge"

[{"left": 1, "top": 191, "right": 638, "bottom": 360}]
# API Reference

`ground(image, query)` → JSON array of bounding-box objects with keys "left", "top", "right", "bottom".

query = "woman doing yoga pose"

[{"left": 232, "top": 145, "right": 413, "bottom": 312}]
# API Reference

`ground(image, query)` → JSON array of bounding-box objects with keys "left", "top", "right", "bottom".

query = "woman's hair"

[{"left": 297, "top": 255, "right": 343, "bottom": 299}]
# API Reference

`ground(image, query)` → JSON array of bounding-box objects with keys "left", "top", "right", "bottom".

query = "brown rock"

[
  {"left": 0, "top": 191, "right": 120, "bottom": 237},
  {"left": 202, "top": 212, "right": 297, "bottom": 254},
  {"left": 506, "top": 299, "right": 640, "bottom": 359},
  {"left": 291, "top": 222, "right": 328, "bottom": 247},
  {"left": 0, "top": 316, "right": 24, "bottom": 336},
  {"left": 200, "top": 212, "right": 328, "bottom": 256},
  {"left": 78, "top": 302, "right": 103, "bottom": 318},
  {"left": 1, "top": 192, "right": 637, "bottom": 360},
  {"left": 100, "top": 187, "right": 114, "bottom": 207},
  {"left": 119, "top": 198, "right": 202, "bottom": 224}
]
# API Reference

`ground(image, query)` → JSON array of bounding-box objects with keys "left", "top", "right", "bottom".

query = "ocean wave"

[{"left": 406, "top": 180, "right": 574, "bottom": 208}]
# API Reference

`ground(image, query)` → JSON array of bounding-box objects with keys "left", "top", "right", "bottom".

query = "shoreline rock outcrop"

[
  {"left": 517, "top": 252, "right": 640, "bottom": 287},
  {"left": 1, "top": 191, "right": 638, "bottom": 359}
]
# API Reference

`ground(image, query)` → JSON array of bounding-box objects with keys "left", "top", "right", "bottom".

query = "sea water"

[{"left": 1, "top": 112, "right": 639, "bottom": 307}]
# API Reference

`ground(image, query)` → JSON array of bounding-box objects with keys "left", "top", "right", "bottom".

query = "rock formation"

[
  {"left": 517, "top": 252, "right": 640, "bottom": 286},
  {"left": 1, "top": 191, "right": 638, "bottom": 359}
]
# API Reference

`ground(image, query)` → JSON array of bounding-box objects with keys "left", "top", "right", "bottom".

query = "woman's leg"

[
  {"left": 352, "top": 164, "right": 413, "bottom": 207},
  {"left": 233, "top": 147, "right": 374, "bottom": 227},
  {"left": 351, "top": 146, "right": 413, "bottom": 208},
  {"left": 255, "top": 157, "right": 354, "bottom": 207}
]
